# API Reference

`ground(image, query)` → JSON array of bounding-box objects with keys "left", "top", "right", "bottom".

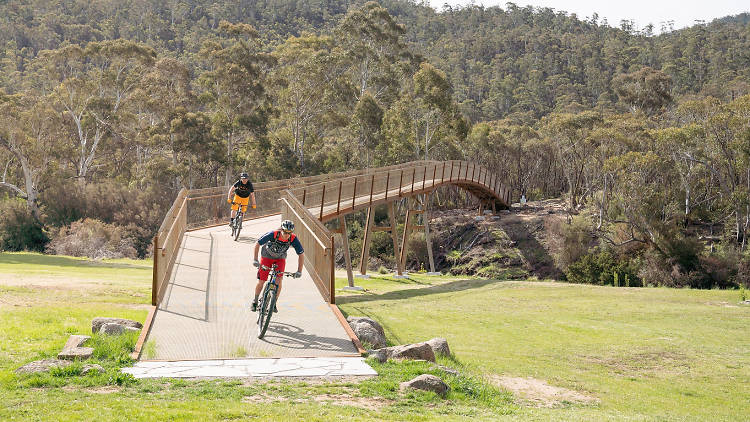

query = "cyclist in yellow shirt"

[{"left": 227, "top": 172, "right": 257, "bottom": 226}]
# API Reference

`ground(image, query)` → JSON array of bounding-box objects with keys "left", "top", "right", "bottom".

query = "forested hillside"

[{"left": 1, "top": 0, "right": 749, "bottom": 289}]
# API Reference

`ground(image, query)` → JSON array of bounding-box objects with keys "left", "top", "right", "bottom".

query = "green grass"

[
  {"left": 337, "top": 278, "right": 750, "bottom": 421},
  {"left": 3, "top": 252, "right": 749, "bottom": 421},
  {"left": 0, "top": 251, "right": 151, "bottom": 279},
  {"left": 1, "top": 253, "right": 515, "bottom": 421}
]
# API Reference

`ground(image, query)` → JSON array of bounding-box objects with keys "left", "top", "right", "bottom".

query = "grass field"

[
  {"left": 2, "top": 252, "right": 748, "bottom": 421},
  {"left": 336, "top": 273, "right": 750, "bottom": 421}
]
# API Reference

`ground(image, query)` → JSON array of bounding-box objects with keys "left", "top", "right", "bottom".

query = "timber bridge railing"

[{"left": 151, "top": 160, "right": 511, "bottom": 308}]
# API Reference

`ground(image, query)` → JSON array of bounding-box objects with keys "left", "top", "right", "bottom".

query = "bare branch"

[{"left": 0, "top": 181, "right": 27, "bottom": 198}]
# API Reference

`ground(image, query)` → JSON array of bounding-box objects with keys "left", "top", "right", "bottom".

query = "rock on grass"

[
  {"left": 400, "top": 374, "right": 450, "bottom": 397},
  {"left": 92, "top": 318, "right": 142, "bottom": 334},
  {"left": 16, "top": 359, "right": 72, "bottom": 374}
]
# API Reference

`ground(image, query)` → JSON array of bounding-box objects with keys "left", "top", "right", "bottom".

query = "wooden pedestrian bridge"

[{"left": 132, "top": 160, "right": 510, "bottom": 361}]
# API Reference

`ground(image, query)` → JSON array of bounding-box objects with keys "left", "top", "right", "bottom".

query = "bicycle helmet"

[
  {"left": 280, "top": 219, "right": 295, "bottom": 232},
  {"left": 240, "top": 172, "right": 249, "bottom": 178}
]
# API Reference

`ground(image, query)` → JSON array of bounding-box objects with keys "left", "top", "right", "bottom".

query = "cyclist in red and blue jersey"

[{"left": 251, "top": 219, "right": 304, "bottom": 312}]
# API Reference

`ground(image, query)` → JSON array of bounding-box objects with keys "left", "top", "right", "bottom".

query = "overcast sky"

[{"left": 426, "top": 0, "right": 749, "bottom": 32}]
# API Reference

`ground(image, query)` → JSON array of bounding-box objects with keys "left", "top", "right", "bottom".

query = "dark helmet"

[
  {"left": 280, "top": 219, "right": 295, "bottom": 232},
  {"left": 240, "top": 172, "right": 249, "bottom": 179}
]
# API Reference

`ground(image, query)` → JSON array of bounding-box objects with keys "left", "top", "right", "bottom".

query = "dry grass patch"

[{"left": 490, "top": 375, "right": 598, "bottom": 408}]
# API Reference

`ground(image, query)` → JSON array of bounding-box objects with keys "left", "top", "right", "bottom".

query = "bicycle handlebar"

[{"left": 259, "top": 264, "right": 298, "bottom": 276}]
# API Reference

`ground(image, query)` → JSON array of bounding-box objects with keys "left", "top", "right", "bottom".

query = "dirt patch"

[
  {"left": 242, "top": 393, "right": 282, "bottom": 404},
  {"left": 313, "top": 393, "right": 393, "bottom": 410},
  {"left": 84, "top": 386, "right": 122, "bottom": 394},
  {"left": 584, "top": 351, "right": 690, "bottom": 377},
  {"left": 490, "top": 375, "right": 598, "bottom": 408},
  {"left": 242, "top": 392, "right": 392, "bottom": 410}
]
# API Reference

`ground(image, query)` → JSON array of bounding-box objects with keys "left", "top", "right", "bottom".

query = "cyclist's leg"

[
  {"left": 237, "top": 196, "right": 249, "bottom": 216},
  {"left": 254, "top": 257, "right": 273, "bottom": 301},
  {"left": 275, "top": 259, "right": 286, "bottom": 301},
  {"left": 230, "top": 196, "right": 241, "bottom": 220}
]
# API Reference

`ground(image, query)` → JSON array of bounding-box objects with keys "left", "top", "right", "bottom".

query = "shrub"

[
  {"left": 47, "top": 218, "right": 137, "bottom": 259},
  {"left": 550, "top": 215, "right": 594, "bottom": 270},
  {"left": 0, "top": 199, "right": 49, "bottom": 252},
  {"left": 638, "top": 246, "right": 735, "bottom": 289},
  {"left": 40, "top": 182, "right": 171, "bottom": 257},
  {"left": 566, "top": 248, "right": 641, "bottom": 287}
]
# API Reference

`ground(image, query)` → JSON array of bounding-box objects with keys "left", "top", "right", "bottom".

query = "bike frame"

[{"left": 256, "top": 263, "right": 296, "bottom": 338}]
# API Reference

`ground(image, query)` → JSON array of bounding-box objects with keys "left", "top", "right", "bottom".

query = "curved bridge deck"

[{"left": 145, "top": 215, "right": 359, "bottom": 361}]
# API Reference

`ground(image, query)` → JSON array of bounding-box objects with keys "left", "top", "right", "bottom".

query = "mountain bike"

[
  {"left": 230, "top": 203, "right": 245, "bottom": 241},
  {"left": 255, "top": 264, "right": 296, "bottom": 339}
]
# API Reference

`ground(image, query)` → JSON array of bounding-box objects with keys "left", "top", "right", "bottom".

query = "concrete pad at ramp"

[
  {"left": 123, "top": 357, "right": 376, "bottom": 379},
  {"left": 145, "top": 215, "right": 360, "bottom": 360}
]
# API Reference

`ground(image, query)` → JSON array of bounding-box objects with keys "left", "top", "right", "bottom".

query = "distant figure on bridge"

[
  {"left": 227, "top": 172, "right": 257, "bottom": 226},
  {"left": 252, "top": 219, "right": 304, "bottom": 313}
]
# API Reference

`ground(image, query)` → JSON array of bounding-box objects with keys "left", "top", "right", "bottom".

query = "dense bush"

[
  {"left": 41, "top": 182, "right": 170, "bottom": 257},
  {"left": 0, "top": 199, "right": 49, "bottom": 252},
  {"left": 565, "top": 248, "right": 642, "bottom": 287},
  {"left": 47, "top": 218, "right": 138, "bottom": 259},
  {"left": 637, "top": 247, "right": 737, "bottom": 289},
  {"left": 550, "top": 215, "right": 595, "bottom": 270}
]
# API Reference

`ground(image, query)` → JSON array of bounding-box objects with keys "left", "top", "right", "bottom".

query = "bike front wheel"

[
  {"left": 234, "top": 213, "right": 243, "bottom": 241},
  {"left": 257, "top": 286, "right": 276, "bottom": 339}
]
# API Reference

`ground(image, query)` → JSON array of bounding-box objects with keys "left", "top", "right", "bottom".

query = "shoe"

[
  {"left": 228, "top": 218, "right": 234, "bottom": 227},
  {"left": 251, "top": 301, "right": 257, "bottom": 312},
  {"left": 272, "top": 304, "right": 278, "bottom": 313}
]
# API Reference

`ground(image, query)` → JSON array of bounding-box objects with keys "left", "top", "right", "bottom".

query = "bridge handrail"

[
  {"left": 280, "top": 192, "right": 334, "bottom": 302},
  {"left": 152, "top": 188, "right": 188, "bottom": 305}
]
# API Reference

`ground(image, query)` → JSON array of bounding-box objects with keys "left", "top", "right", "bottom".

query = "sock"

[{"left": 253, "top": 295, "right": 258, "bottom": 303}]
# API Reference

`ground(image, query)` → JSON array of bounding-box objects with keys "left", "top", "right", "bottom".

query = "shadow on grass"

[
  {"left": 501, "top": 216, "right": 562, "bottom": 279},
  {"left": 0, "top": 253, "right": 148, "bottom": 270},
  {"left": 336, "top": 278, "right": 504, "bottom": 305}
]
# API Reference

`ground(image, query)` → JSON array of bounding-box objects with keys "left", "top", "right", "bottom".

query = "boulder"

[
  {"left": 91, "top": 317, "right": 142, "bottom": 334},
  {"left": 16, "top": 359, "right": 72, "bottom": 374},
  {"left": 100, "top": 323, "right": 125, "bottom": 335},
  {"left": 390, "top": 342, "right": 436, "bottom": 363},
  {"left": 347, "top": 317, "right": 386, "bottom": 349},
  {"left": 61, "top": 335, "right": 90, "bottom": 352},
  {"left": 367, "top": 348, "right": 389, "bottom": 363},
  {"left": 400, "top": 374, "right": 450, "bottom": 397},
  {"left": 82, "top": 364, "right": 104, "bottom": 375},
  {"left": 125, "top": 326, "right": 141, "bottom": 333},
  {"left": 58, "top": 347, "right": 94, "bottom": 360},
  {"left": 426, "top": 337, "right": 451, "bottom": 357}
]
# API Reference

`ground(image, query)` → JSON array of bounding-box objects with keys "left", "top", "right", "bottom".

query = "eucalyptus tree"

[
  {"left": 542, "top": 110, "right": 602, "bottom": 209},
  {"left": 198, "top": 21, "right": 275, "bottom": 184},
  {"left": 0, "top": 91, "right": 62, "bottom": 222},
  {"left": 31, "top": 40, "right": 156, "bottom": 185},
  {"left": 272, "top": 33, "right": 352, "bottom": 171}
]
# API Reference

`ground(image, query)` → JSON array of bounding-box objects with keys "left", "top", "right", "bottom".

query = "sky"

[{"left": 426, "top": 0, "right": 750, "bottom": 32}]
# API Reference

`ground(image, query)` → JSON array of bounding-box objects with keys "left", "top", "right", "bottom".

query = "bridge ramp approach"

[{"left": 145, "top": 215, "right": 359, "bottom": 361}]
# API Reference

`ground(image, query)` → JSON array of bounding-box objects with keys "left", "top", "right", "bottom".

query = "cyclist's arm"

[
  {"left": 291, "top": 237, "right": 305, "bottom": 273},
  {"left": 250, "top": 192, "right": 257, "bottom": 208},
  {"left": 253, "top": 242, "right": 260, "bottom": 262},
  {"left": 227, "top": 185, "right": 235, "bottom": 202},
  {"left": 296, "top": 252, "right": 304, "bottom": 273}
]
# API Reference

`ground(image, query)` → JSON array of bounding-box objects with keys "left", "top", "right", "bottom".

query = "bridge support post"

[
  {"left": 423, "top": 192, "right": 437, "bottom": 274},
  {"left": 399, "top": 202, "right": 413, "bottom": 271},
  {"left": 338, "top": 216, "right": 355, "bottom": 288},
  {"left": 388, "top": 202, "right": 404, "bottom": 276},
  {"left": 358, "top": 206, "right": 374, "bottom": 277}
]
